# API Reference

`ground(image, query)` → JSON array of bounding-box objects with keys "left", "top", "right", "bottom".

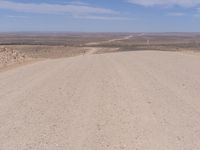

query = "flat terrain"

[
  {"left": 0, "top": 33, "right": 127, "bottom": 46},
  {"left": 1, "top": 50, "right": 200, "bottom": 149},
  {"left": 1, "top": 33, "right": 200, "bottom": 69},
  {"left": 85, "top": 33, "right": 200, "bottom": 53}
]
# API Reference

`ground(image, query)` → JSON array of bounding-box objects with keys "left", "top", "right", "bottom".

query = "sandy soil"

[{"left": 0, "top": 50, "right": 200, "bottom": 149}]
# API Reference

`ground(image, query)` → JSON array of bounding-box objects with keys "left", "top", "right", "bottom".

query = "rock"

[{"left": 0, "top": 47, "right": 28, "bottom": 68}]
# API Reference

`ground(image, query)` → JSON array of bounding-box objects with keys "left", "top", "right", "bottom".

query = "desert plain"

[{"left": 0, "top": 33, "right": 200, "bottom": 150}]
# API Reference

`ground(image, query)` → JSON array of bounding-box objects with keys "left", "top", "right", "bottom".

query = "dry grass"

[
  {"left": 88, "top": 33, "right": 200, "bottom": 53},
  {"left": 1, "top": 32, "right": 200, "bottom": 69},
  {"left": 0, "top": 33, "right": 127, "bottom": 46},
  {"left": 5, "top": 45, "right": 88, "bottom": 59}
]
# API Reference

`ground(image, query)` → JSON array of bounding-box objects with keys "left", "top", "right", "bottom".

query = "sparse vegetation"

[{"left": 1, "top": 32, "right": 200, "bottom": 69}]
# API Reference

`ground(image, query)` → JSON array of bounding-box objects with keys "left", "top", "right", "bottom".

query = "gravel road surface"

[{"left": 0, "top": 51, "right": 200, "bottom": 150}]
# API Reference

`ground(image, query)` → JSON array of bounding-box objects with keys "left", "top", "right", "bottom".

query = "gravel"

[{"left": 0, "top": 46, "right": 27, "bottom": 68}]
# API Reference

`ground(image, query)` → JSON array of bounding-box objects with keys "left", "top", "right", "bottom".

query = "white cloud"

[
  {"left": 127, "top": 0, "right": 200, "bottom": 7},
  {"left": 167, "top": 12, "right": 185, "bottom": 16},
  {"left": 0, "top": 1, "right": 134, "bottom": 21},
  {"left": 74, "top": 15, "right": 134, "bottom": 20},
  {"left": 0, "top": 1, "right": 117, "bottom": 15},
  {"left": 66, "top": 1, "right": 91, "bottom": 6},
  {"left": 6, "top": 15, "right": 29, "bottom": 18}
]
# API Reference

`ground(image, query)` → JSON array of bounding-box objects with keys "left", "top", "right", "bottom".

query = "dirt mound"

[{"left": 0, "top": 47, "right": 27, "bottom": 68}]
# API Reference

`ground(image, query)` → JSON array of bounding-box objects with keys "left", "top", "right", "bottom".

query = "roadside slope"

[{"left": 0, "top": 51, "right": 200, "bottom": 150}]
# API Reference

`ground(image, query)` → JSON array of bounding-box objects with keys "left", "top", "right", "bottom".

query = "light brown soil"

[
  {"left": 0, "top": 45, "right": 91, "bottom": 70},
  {"left": 1, "top": 51, "right": 200, "bottom": 149}
]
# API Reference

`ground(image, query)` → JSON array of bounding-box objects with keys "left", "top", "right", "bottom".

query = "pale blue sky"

[{"left": 0, "top": 0, "right": 200, "bottom": 32}]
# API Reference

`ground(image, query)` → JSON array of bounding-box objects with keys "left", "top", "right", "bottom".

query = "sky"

[{"left": 0, "top": 0, "right": 200, "bottom": 32}]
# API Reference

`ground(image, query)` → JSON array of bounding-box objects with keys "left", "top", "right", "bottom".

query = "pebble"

[{"left": 0, "top": 47, "right": 27, "bottom": 68}]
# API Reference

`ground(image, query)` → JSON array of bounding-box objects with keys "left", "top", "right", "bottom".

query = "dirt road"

[
  {"left": 85, "top": 35, "right": 133, "bottom": 46},
  {"left": 1, "top": 51, "right": 200, "bottom": 150}
]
